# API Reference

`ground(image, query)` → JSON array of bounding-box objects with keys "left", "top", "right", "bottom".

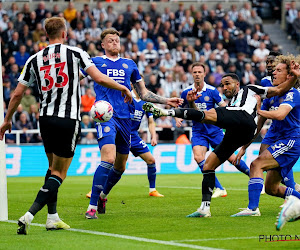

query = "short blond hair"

[
  {"left": 44, "top": 17, "right": 66, "bottom": 39},
  {"left": 100, "top": 28, "right": 120, "bottom": 41},
  {"left": 274, "top": 54, "right": 300, "bottom": 75}
]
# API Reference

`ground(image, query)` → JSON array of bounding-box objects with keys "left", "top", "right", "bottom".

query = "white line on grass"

[
  {"left": 172, "top": 237, "right": 257, "bottom": 242},
  {"left": 5, "top": 220, "right": 224, "bottom": 250},
  {"left": 158, "top": 186, "right": 247, "bottom": 191}
]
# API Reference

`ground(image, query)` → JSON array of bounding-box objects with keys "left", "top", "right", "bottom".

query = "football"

[{"left": 90, "top": 100, "right": 113, "bottom": 123}]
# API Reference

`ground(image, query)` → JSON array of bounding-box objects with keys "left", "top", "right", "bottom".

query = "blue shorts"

[
  {"left": 191, "top": 130, "right": 224, "bottom": 149},
  {"left": 261, "top": 128, "right": 277, "bottom": 146},
  {"left": 96, "top": 116, "right": 131, "bottom": 154},
  {"left": 267, "top": 137, "right": 300, "bottom": 177},
  {"left": 130, "top": 132, "right": 150, "bottom": 157}
]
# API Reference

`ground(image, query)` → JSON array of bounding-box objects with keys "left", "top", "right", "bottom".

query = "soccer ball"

[{"left": 90, "top": 100, "right": 113, "bottom": 123}]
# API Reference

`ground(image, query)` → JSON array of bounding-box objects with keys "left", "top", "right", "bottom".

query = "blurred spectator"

[
  {"left": 88, "top": 20, "right": 102, "bottom": 42},
  {"left": 7, "top": 3, "right": 19, "bottom": 21},
  {"left": 81, "top": 4, "right": 93, "bottom": 28},
  {"left": 122, "top": 4, "right": 132, "bottom": 25},
  {"left": 146, "top": 74, "right": 162, "bottom": 95},
  {"left": 32, "top": 23, "right": 46, "bottom": 43},
  {"left": 160, "top": 73, "right": 178, "bottom": 97},
  {"left": 22, "top": 3, "right": 31, "bottom": 23},
  {"left": 1, "top": 21, "right": 14, "bottom": 44},
  {"left": 148, "top": 2, "right": 159, "bottom": 23},
  {"left": 228, "top": 4, "right": 239, "bottom": 22},
  {"left": 113, "top": 15, "right": 126, "bottom": 37},
  {"left": 201, "top": 3, "right": 209, "bottom": 19},
  {"left": 87, "top": 43, "right": 100, "bottom": 58},
  {"left": 178, "top": 52, "right": 192, "bottom": 72},
  {"left": 181, "top": 9, "right": 194, "bottom": 37},
  {"left": 227, "top": 20, "right": 239, "bottom": 38},
  {"left": 242, "top": 63, "right": 256, "bottom": 86},
  {"left": 92, "top": 1, "right": 107, "bottom": 24},
  {"left": 235, "top": 31, "right": 249, "bottom": 55},
  {"left": 254, "top": 62, "right": 267, "bottom": 83},
  {"left": 137, "top": 31, "right": 153, "bottom": 51},
  {"left": 106, "top": 5, "right": 117, "bottom": 24},
  {"left": 81, "top": 32, "right": 93, "bottom": 51},
  {"left": 9, "top": 64, "right": 20, "bottom": 89},
  {"left": 207, "top": 10, "right": 217, "bottom": 26},
  {"left": 227, "top": 63, "right": 242, "bottom": 80},
  {"left": 0, "top": 14, "right": 9, "bottom": 32},
  {"left": 74, "top": 21, "right": 86, "bottom": 43},
  {"left": 247, "top": 10, "right": 263, "bottom": 27},
  {"left": 81, "top": 132, "right": 97, "bottom": 145},
  {"left": 212, "top": 65, "right": 225, "bottom": 86},
  {"left": 51, "top": 4, "right": 60, "bottom": 17},
  {"left": 81, "top": 88, "right": 96, "bottom": 115},
  {"left": 187, "top": 45, "right": 200, "bottom": 62},
  {"left": 20, "top": 88, "right": 37, "bottom": 114},
  {"left": 35, "top": 1, "right": 49, "bottom": 22},
  {"left": 130, "top": 21, "right": 143, "bottom": 44},
  {"left": 235, "top": 13, "right": 249, "bottom": 32},
  {"left": 206, "top": 53, "right": 217, "bottom": 73},
  {"left": 15, "top": 112, "right": 34, "bottom": 143},
  {"left": 240, "top": 2, "right": 252, "bottom": 20},
  {"left": 14, "top": 45, "right": 30, "bottom": 69},
  {"left": 200, "top": 42, "right": 212, "bottom": 60},
  {"left": 136, "top": 4, "right": 145, "bottom": 21},
  {"left": 3, "top": 78, "right": 12, "bottom": 107},
  {"left": 137, "top": 53, "right": 148, "bottom": 73},
  {"left": 222, "top": 30, "right": 236, "bottom": 57},
  {"left": 64, "top": 2, "right": 77, "bottom": 25},
  {"left": 253, "top": 42, "right": 270, "bottom": 62},
  {"left": 235, "top": 52, "right": 247, "bottom": 72},
  {"left": 218, "top": 52, "right": 231, "bottom": 72},
  {"left": 21, "top": 25, "right": 33, "bottom": 45},
  {"left": 213, "top": 42, "right": 227, "bottom": 61},
  {"left": 38, "top": 34, "right": 48, "bottom": 50},
  {"left": 158, "top": 41, "right": 169, "bottom": 59},
  {"left": 293, "top": 10, "right": 300, "bottom": 47},
  {"left": 26, "top": 11, "right": 38, "bottom": 31},
  {"left": 28, "top": 104, "right": 39, "bottom": 129},
  {"left": 81, "top": 115, "right": 93, "bottom": 137},
  {"left": 215, "top": 3, "right": 225, "bottom": 19},
  {"left": 286, "top": 0, "right": 298, "bottom": 37},
  {"left": 143, "top": 42, "right": 159, "bottom": 69}
]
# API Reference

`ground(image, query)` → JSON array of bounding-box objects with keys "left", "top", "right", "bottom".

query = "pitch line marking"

[
  {"left": 172, "top": 236, "right": 257, "bottom": 242},
  {"left": 158, "top": 186, "right": 247, "bottom": 191},
  {"left": 5, "top": 220, "right": 224, "bottom": 250}
]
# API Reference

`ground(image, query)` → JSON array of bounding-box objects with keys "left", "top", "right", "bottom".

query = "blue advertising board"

[{"left": 5, "top": 143, "right": 300, "bottom": 177}]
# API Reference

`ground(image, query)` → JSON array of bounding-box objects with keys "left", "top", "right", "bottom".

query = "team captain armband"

[{"left": 247, "top": 85, "right": 268, "bottom": 99}]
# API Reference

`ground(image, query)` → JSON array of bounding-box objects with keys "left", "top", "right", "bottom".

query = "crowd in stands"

[{"left": 1, "top": 1, "right": 279, "bottom": 144}]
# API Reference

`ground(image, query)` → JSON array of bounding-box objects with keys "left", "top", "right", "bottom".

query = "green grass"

[{"left": 1, "top": 173, "right": 300, "bottom": 250}]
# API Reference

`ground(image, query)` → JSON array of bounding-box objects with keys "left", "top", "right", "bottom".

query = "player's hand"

[
  {"left": 254, "top": 94, "right": 261, "bottom": 112},
  {"left": 121, "top": 88, "right": 132, "bottom": 103},
  {"left": 0, "top": 121, "right": 12, "bottom": 140},
  {"left": 186, "top": 89, "right": 201, "bottom": 102},
  {"left": 151, "top": 137, "right": 157, "bottom": 146},
  {"left": 166, "top": 97, "right": 183, "bottom": 108},
  {"left": 290, "top": 60, "right": 300, "bottom": 77},
  {"left": 233, "top": 147, "right": 246, "bottom": 165},
  {"left": 175, "top": 117, "right": 183, "bottom": 127}
]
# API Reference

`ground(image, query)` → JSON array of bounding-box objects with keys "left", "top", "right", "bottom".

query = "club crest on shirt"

[
  {"left": 101, "top": 64, "right": 107, "bottom": 67},
  {"left": 104, "top": 126, "right": 110, "bottom": 133},
  {"left": 122, "top": 63, "right": 128, "bottom": 69},
  {"left": 270, "top": 100, "right": 274, "bottom": 105},
  {"left": 204, "top": 96, "right": 210, "bottom": 101}
]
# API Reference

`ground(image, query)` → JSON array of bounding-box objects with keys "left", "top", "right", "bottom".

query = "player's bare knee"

[
  {"left": 194, "top": 155, "right": 204, "bottom": 163},
  {"left": 265, "top": 185, "right": 279, "bottom": 196},
  {"left": 146, "top": 157, "right": 155, "bottom": 165}
]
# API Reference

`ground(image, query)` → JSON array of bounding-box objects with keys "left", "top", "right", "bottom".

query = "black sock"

[
  {"left": 174, "top": 108, "right": 205, "bottom": 121},
  {"left": 47, "top": 192, "right": 58, "bottom": 214},
  {"left": 44, "top": 169, "right": 51, "bottom": 183},
  {"left": 29, "top": 175, "right": 62, "bottom": 216},
  {"left": 202, "top": 170, "right": 215, "bottom": 202}
]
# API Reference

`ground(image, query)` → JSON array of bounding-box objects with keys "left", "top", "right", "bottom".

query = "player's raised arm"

[
  {"left": 86, "top": 65, "right": 132, "bottom": 103},
  {"left": 133, "top": 80, "right": 183, "bottom": 107}
]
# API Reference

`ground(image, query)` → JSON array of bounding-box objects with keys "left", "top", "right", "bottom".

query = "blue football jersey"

[
  {"left": 260, "top": 76, "right": 273, "bottom": 87},
  {"left": 181, "top": 82, "right": 224, "bottom": 135},
  {"left": 261, "top": 88, "right": 300, "bottom": 139},
  {"left": 86, "top": 56, "right": 142, "bottom": 118},
  {"left": 130, "top": 93, "right": 152, "bottom": 133}
]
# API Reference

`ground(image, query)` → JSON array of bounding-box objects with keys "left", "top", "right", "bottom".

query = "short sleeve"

[
  {"left": 18, "top": 57, "right": 35, "bottom": 87},
  {"left": 78, "top": 49, "right": 95, "bottom": 71},
  {"left": 130, "top": 61, "right": 142, "bottom": 84},
  {"left": 261, "top": 98, "right": 270, "bottom": 111},
  {"left": 213, "top": 88, "right": 225, "bottom": 106}
]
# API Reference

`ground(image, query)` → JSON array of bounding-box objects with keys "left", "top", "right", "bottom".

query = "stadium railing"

[{"left": 5, "top": 127, "right": 193, "bottom": 145}]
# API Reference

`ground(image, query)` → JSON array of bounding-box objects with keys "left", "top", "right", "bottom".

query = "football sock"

[
  {"left": 248, "top": 178, "right": 264, "bottom": 210},
  {"left": 202, "top": 170, "right": 215, "bottom": 202},
  {"left": 284, "top": 187, "right": 300, "bottom": 199},
  {"left": 102, "top": 168, "right": 123, "bottom": 196},
  {"left": 29, "top": 175, "right": 62, "bottom": 216},
  {"left": 174, "top": 108, "right": 205, "bottom": 121},
  {"left": 44, "top": 169, "right": 51, "bottom": 183},
  {"left": 281, "top": 170, "right": 296, "bottom": 189},
  {"left": 198, "top": 160, "right": 224, "bottom": 190},
  {"left": 234, "top": 160, "right": 250, "bottom": 176},
  {"left": 90, "top": 161, "right": 113, "bottom": 206},
  {"left": 44, "top": 169, "right": 57, "bottom": 214},
  {"left": 200, "top": 201, "right": 211, "bottom": 212},
  {"left": 147, "top": 163, "right": 156, "bottom": 189},
  {"left": 24, "top": 211, "right": 34, "bottom": 223}
]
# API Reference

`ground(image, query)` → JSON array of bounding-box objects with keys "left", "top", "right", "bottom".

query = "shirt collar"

[{"left": 193, "top": 82, "right": 206, "bottom": 93}]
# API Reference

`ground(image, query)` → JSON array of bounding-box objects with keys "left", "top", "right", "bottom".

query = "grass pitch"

[{"left": 1, "top": 173, "right": 300, "bottom": 250}]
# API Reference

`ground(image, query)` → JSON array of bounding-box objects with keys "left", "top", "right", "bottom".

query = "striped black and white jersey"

[
  {"left": 18, "top": 43, "right": 94, "bottom": 121},
  {"left": 226, "top": 85, "right": 268, "bottom": 123}
]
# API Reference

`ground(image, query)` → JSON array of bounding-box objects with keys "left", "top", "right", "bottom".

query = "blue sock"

[
  {"left": 281, "top": 170, "right": 296, "bottom": 189},
  {"left": 103, "top": 168, "right": 123, "bottom": 195},
  {"left": 248, "top": 178, "right": 264, "bottom": 210},
  {"left": 234, "top": 160, "right": 250, "bottom": 176},
  {"left": 147, "top": 163, "right": 156, "bottom": 189},
  {"left": 198, "top": 160, "right": 224, "bottom": 190},
  {"left": 284, "top": 187, "right": 300, "bottom": 199},
  {"left": 90, "top": 161, "right": 113, "bottom": 206}
]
